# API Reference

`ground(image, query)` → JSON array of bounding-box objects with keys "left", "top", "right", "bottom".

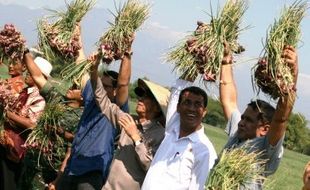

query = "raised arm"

[
  {"left": 23, "top": 53, "right": 47, "bottom": 90},
  {"left": 268, "top": 45, "right": 298, "bottom": 146},
  {"left": 75, "top": 23, "right": 86, "bottom": 64},
  {"left": 6, "top": 111, "right": 36, "bottom": 129},
  {"left": 115, "top": 35, "right": 134, "bottom": 106},
  {"left": 219, "top": 43, "right": 238, "bottom": 120},
  {"left": 89, "top": 53, "right": 122, "bottom": 127}
]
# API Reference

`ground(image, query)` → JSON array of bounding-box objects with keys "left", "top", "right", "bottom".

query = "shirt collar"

[
  {"left": 172, "top": 123, "right": 204, "bottom": 143},
  {"left": 26, "top": 86, "right": 37, "bottom": 94}
]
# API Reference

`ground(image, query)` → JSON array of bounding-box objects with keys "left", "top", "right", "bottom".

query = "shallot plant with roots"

[
  {"left": 0, "top": 24, "right": 26, "bottom": 64},
  {"left": 98, "top": 0, "right": 149, "bottom": 63},
  {"left": 206, "top": 145, "right": 267, "bottom": 190},
  {"left": 25, "top": 97, "right": 76, "bottom": 169},
  {"left": 38, "top": 0, "right": 94, "bottom": 66},
  {"left": 253, "top": 0, "right": 307, "bottom": 100},
  {"left": 167, "top": 0, "right": 248, "bottom": 81}
]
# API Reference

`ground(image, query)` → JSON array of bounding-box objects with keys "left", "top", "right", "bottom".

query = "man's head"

[
  {"left": 25, "top": 57, "right": 52, "bottom": 87},
  {"left": 101, "top": 70, "right": 119, "bottom": 101},
  {"left": 134, "top": 79, "right": 170, "bottom": 123},
  {"left": 237, "top": 99, "right": 275, "bottom": 140},
  {"left": 8, "top": 58, "right": 25, "bottom": 77},
  {"left": 177, "top": 86, "right": 208, "bottom": 136}
]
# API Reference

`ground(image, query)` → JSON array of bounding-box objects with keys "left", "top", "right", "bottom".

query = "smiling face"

[{"left": 177, "top": 91, "right": 207, "bottom": 137}]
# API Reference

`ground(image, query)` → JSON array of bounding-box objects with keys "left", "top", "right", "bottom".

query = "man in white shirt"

[{"left": 142, "top": 78, "right": 217, "bottom": 190}]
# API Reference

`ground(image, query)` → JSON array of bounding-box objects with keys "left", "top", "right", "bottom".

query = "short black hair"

[
  {"left": 103, "top": 70, "right": 119, "bottom": 88},
  {"left": 178, "top": 86, "right": 208, "bottom": 108},
  {"left": 247, "top": 99, "right": 275, "bottom": 124}
]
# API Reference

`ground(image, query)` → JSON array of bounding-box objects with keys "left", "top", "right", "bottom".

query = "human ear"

[{"left": 259, "top": 124, "right": 270, "bottom": 136}]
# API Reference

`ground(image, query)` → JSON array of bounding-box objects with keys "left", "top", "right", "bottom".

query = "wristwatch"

[
  {"left": 123, "top": 51, "right": 133, "bottom": 58},
  {"left": 23, "top": 48, "right": 30, "bottom": 55}
]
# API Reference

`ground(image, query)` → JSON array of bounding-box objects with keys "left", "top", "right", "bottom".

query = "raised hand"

[{"left": 118, "top": 113, "right": 141, "bottom": 142}]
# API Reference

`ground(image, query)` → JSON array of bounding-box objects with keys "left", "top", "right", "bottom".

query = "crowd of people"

[{"left": 0, "top": 19, "right": 303, "bottom": 190}]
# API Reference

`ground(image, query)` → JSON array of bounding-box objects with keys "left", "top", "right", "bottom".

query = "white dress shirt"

[{"left": 142, "top": 79, "right": 217, "bottom": 190}]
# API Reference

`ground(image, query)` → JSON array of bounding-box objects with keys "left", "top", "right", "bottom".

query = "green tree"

[
  {"left": 203, "top": 98, "right": 226, "bottom": 128},
  {"left": 284, "top": 113, "right": 310, "bottom": 155}
]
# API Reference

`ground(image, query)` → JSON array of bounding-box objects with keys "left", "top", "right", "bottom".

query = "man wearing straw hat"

[
  {"left": 142, "top": 78, "right": 217, "bottom": 189},
  {"left": 218, "top": 44, "right": 298, "bottom": 189},
  {"left": 102, "top": 78, "right": 170, "bottom": 190}
]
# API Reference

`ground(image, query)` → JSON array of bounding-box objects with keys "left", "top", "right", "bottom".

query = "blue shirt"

[{"left": 65, "top": 80, "right": 129, "bottom": 181}]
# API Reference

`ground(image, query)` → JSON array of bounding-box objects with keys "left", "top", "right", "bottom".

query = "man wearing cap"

[
  {"left": 101, "top": 78, "right": 170, "bottom": 190},
  {"left": 0, "top": 56, "right": 48, "bottom": 190},
  {"left": 141, "top": 79, "right": 217, "bottom": 189}
]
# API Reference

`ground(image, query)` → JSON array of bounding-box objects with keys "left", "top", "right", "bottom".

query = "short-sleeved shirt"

[
  {"left": 39, "top": 81, "right": 66, "bottom": 103},
  {"left": 65, "top": 80, "right": 129, "bottom": 181},
  {"left": 223, "top": 109, "right": 284, "bottom": 189}
]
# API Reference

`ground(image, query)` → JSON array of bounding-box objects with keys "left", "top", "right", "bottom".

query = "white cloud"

[
  {"left": 297, "top": 73, "right": 310, "bottom": 96},
  {"left": 143, "top": 21, "right": 187, "bottom": 44}
]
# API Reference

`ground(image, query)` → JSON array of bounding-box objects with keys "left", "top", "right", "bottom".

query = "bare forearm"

[
  {"left": 23, "top": 53, "right": 47, "bottom": 89},
  {"left": 116, "top": 54, "right": 131, "bottom": 106},
  {"left": 90, "top": 61, "right": 99, "bottom": 84},
  {"left": 7, "top": 111, "right": 35, "bottom": 129},
  {"left": 268, "top": 93, "right": 295, "bottom": 146},
  {"left": 220, "top": 64, "right": 238, "bottom": 119}
]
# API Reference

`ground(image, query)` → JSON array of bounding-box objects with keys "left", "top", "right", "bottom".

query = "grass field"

[
  {"left": 204, "top": 124, "right": 309, "bottom": 190},
  {"left": 0, "top": 64, "right": 9, "bottom": 79}
]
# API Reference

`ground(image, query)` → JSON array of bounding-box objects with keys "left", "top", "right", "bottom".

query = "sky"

[{"left": 0, "top": 0, "right": 310, "bottom": 122}]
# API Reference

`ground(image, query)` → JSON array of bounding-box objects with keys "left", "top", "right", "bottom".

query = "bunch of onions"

[
  {"left": 38, "top": 0, "right": 94, "bottom": 66},
  {"left": 167, "top": 0, "right": 248, "bottom": 81},
  {"left": 206, "top": 146, "right": 266, "bottom": 190},
  {"left": 25, "top": 97, "right": 73, "bottom": 169},
  {"left": 39, "top": 20, "right": 81, "bottom": 60},
  {"left": 60, "top": 59, "right": 92, "bottom": 88},
  {"left": 98, "top": 0, "right": 150, "bottom": 63},
  {"left": 0, "top": 24, "right": 26, "bottom": 62},
  {"left": 253, "top": 0, "right": 307, "bottom": 99}
]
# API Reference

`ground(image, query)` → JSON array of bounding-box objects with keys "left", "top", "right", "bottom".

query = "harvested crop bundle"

[
  {"left": 206, "top": 146, "right": 266, "bottom": 190},
  {"left": 0, "top": 24, "right": 26, "bottom": 63},
  {"left": 167, "top": 0, "right": 248, "bottom": 81},
  {"left": 24, "top": 97, "right": 78, "bottom": 169},
  {"left": 98, "top": 0, "right": 149, "bottom": 63},
  {"left": 38, "top": 0, "right": 94, "bottom": 66},
  {"left": 253, "top": 0, "right": 307, "bottom": 99},
  {"left": 60, "top": 59, "right": 92, "bottom": 88}
]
